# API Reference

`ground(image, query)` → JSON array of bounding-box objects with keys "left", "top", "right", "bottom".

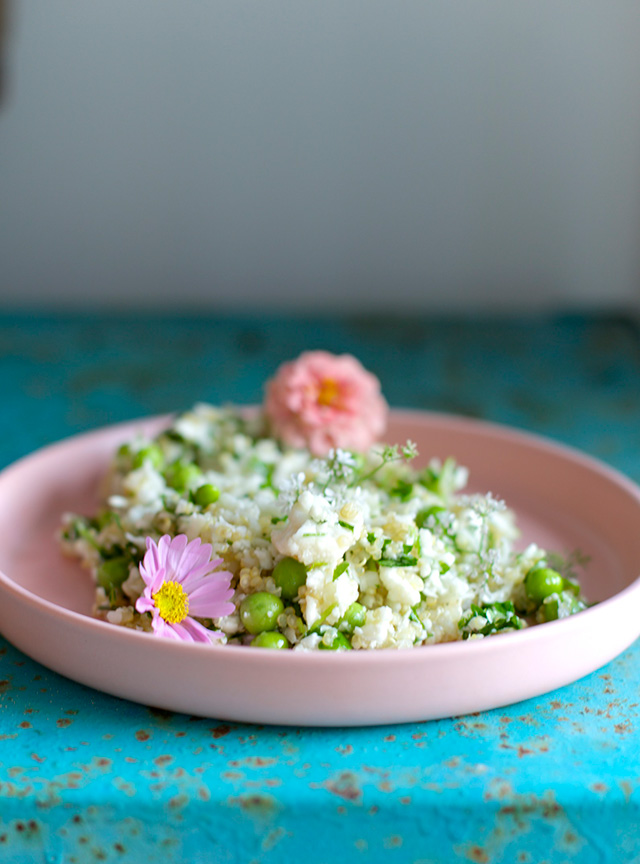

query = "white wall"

[{"left": 1, "top": 1, "right": 640, "bottom": 311}]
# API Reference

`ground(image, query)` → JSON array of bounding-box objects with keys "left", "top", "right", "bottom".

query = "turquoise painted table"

[{"left": 1, "top": 313, "right": 639, "bottom": 863}]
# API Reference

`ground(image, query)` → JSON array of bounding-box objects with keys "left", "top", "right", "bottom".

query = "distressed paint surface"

[{"left": 1, "top": 313, "right": 639, "bottom": 863}]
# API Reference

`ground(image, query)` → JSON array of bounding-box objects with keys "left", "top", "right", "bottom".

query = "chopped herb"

[
  {"left": 379, "top": 555, "right": 418, "bottom": 568},
  {"left": 271, "top": 515, "right": 288, "bottom": 524},
  {"left": 338, "top": 520, "right": 354, "bottom": 532},
  {"left": 308, "top": 603, "right": 338, "bottom": 635},
  {"left": 333, "top": 561, "right": 349, "bottom": 581},
  {"left": 416, "top": 505, "right": 446, "bottom": 529},
  {"left": 419, "top": 457, "right": 459, "bottom": 498},
  {"left": 458, "top": 601, "right": 524, "bottom": 639},
  {"left": 391, "top": 479, "right": 413, "bottom": 501},
  {"left": 95, "top": 509, "right": 122, "bottom": 531},
  {"left": 68, "top": 519, "right": 101, "bottom": 551},
  {"left": 259, "top": 462, "right": 276, "bottom": 490},
  {"left": 162, "top": 429, "right": 186, "bottom": 443}
]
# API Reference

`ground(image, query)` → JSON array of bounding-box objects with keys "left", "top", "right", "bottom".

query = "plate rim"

[{"left": 1, "top": 408, "right": 640, "bottom": 723}]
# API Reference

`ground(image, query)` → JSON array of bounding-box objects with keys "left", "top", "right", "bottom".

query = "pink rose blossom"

[
  {"left": 264, "top": 351, "right": 388, "bottom": 456},
  {"left": 135, "top": 535, "right": 235, "bottom": 643}
]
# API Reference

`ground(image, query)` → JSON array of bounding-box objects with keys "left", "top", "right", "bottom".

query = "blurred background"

[
  {"left": 1, "top": 0, "right": 640, "bottom": 312},
  {"left": 1, "top": 0, "right": 640, "bottom": 478}
]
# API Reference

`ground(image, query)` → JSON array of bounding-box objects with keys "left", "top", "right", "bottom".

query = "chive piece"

[
  {"left": 409, "top": 605, "right": 422, "bottom": 625},
  {"left": 333, "top": 561, "right": 349, "bottom": 581},
  {"left": 379, "top": 555, "right": 418, "bottom": 568},
  {"left": 308, "top": 603, "right": 338, "bottom": 635}
]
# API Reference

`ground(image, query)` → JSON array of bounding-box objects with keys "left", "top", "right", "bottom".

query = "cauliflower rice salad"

[{"left": 60, "top": 351, "right": 588, "bottom": 650}]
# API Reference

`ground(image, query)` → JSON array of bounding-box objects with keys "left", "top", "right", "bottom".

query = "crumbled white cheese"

[
  {"left": 271, "top": 489, "right": 362, "bottom": 567},
  {"left": 379, "top": 567, "right": 423, "bottom": 607}
]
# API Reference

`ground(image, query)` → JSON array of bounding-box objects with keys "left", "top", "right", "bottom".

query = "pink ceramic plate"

[{"left": 0, "top": 411, "right": 639, "bottom": 727}]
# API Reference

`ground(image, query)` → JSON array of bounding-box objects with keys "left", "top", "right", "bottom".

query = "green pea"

[
  {"left": 239, "top": 592, "right": 284, "bottom": 635},
  {"left": 525, "top": 566, "right": 564, "bottom": 603},
  {"left": 339, "top": 602, "right": 366, "bottom": 634},
  {"left": 251, "top": 631, "right": 289, "bottom": 650},
  {"left": 97, "top": 556, "right": 130, "bottom": 590},
  {"left": 165, "top": 461, "right": 201, "bottom": 492},
  {"left": 416, "top": 505, "right": 446, "bottom": 529},
  {"left": 319, "top": 631, "right": 352, "bottom": 651},
  {"left": 272, "top": 557, "right": 307, "bottom": 601},
  {"left": 132, "top": 444, "right": 164, "bottom": 471},
  {"left": 193, "top": 483, "right": 220, "bottom": 507}
]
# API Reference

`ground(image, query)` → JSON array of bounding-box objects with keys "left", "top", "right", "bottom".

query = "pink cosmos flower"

[
  {"left": 264, "top": 351, "right": 388, "bottom": 456},
  {"left": 135, "top": 535, "right": 235, "bottom": 643}
]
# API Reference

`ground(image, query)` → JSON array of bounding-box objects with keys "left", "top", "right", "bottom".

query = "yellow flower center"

[
  {"left": 317, "top": 377, "right": 341, "bottom": 407},
  {"left": 153, "top": 581, "right": 189, "bottom": 624}
]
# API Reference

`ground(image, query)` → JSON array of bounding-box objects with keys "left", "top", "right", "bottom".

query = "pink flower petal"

[
  {"left": 175, "top": 541, "right": 215, "bottom": 583},
  {"left": 139, "top": 545, "right": 153, "bottom": 583},
  {"left": 156, "top": 535, "right": 173, "bottom": 568},
  {"left": 165, "top": 534, "right": 189, "bottom": 577},
  {"left": 138, "top": 566, "right": 152, "bottom": 588},
  {"left": 135, "top": 596, "right": 154, "bottom": 614},
  {"left": 181, "top": 616, "right": 221, "bottom": 643},
  {"left": 153, "top": 617, "right": 181, "bottom": 640},
  {"left": 180, "top": 560, "right": 228, "bottom": 593},
  {"left": 139, "top": 542, "right": 163, "bottom": 588},
  {"left": 179, "top": 557, "right": 225, "bottom": 591},
  {"left": 148, "top": 565, "right": 166, "bottom": 596},
  {"left": 164, "top": 621, "right": 191, "bottom": 641},
  {"left": 188, "top": 581, "right": 235, "bottom": 618}
]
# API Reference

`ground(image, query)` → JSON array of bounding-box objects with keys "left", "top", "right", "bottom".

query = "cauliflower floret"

[
  {"left": 294, "top": 632, "right": 322, "bottom": 651},
  {"left": 121, "top": 566, "right": 144, "bottom": 602},
  {"left": 383, "top": 512, "right": 416, "bottom": 544},
  {"left": 379, "top": 567, "right": 423, "bottom": 607},
  {"left": 106, "top": 606, "right": 135, "bottom": 626},
  {"left": 122, "top": 463, "right": 165, "bottom": 507},
  {"left": 417, "top": 528, "right": 456, "bottom": 579},
  {"left": 272, "top": 489, "right": 363, "bottom": 567},
  {"left": 301, "top": 566, "right": 359, "bottom": 627},
  {"left": 352, "top": 606, "right": 394, "bottom": 649}
]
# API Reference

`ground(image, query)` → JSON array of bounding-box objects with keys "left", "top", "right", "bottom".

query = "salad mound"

[{"left": 60, "top": 354, "right": 588, "bottom": 650}]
